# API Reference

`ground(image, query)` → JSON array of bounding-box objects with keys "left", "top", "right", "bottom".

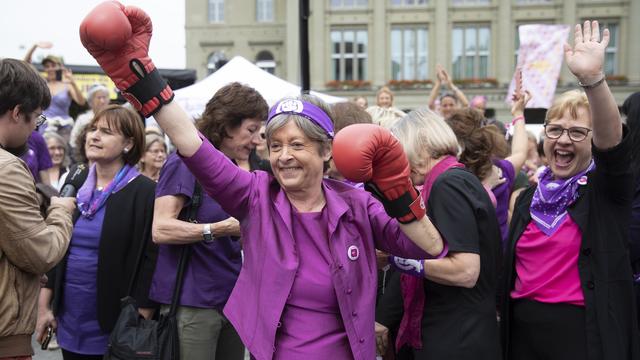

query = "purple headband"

[{"left": 267, "top": 99, "right": 335, "bottom": 139}]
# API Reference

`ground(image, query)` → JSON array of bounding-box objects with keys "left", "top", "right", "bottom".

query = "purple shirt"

[
  {"left": 20, "top": 131, "right": 53, "bottom": 181},
  {"left": 43, "top": 87, "right": 72, "bottom": 119},
  {"left": 492, "top": 158, "right": 516, "bottom": 243},
  {"left": 149, "top": 153, "right": 242, "bottom": 309},
  {"left": 180, "top": 136, "right": 445, "bottom": 360},
  {"left": 57, "top": 199, "right": 109, "bottom": 354},
  {"left": 275, "top": 209, "right": 351, "bottom": 359}
]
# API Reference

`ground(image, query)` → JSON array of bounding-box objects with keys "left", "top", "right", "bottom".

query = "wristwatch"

[{"left": 202, "top": 223, "right": 215, "bottom": 243}]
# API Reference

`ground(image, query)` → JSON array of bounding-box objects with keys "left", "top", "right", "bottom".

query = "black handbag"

[{"left": 104, "top": 183, "right": 203, "bottom": 360}]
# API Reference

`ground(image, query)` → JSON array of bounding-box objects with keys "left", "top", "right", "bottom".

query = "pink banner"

[{"left": 506, "top": 24, "right": 570, "bottom": 109}]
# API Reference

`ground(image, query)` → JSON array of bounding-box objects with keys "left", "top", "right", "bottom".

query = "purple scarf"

[
  {"left": 530, "top": 160, "right": 595, "bottom": 236},
  {"left": 77, "top": 164, "right": 139, "bottom": 219},
  {"left": 396, "top": 156, "right": 463, "bottom": 350}
]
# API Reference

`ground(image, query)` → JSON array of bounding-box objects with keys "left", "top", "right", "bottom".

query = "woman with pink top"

[
  {"left": 79, "top": 3, "right": 446, "bottom": 359},
  {"left": 502, "top": 21, "right": 638, "bottom": 359}
]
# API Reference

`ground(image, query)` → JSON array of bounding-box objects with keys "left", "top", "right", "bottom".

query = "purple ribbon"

[{"left": 267, "top": 99, "right": 335, "bottom": 138}]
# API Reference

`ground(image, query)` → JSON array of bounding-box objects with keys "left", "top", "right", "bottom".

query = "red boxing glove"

[
  {"left": 333, "top": 124, "right": 425, "bottom": 223},
  {"left": 79, "top": 1, "right": 173, "bottom": 117}
]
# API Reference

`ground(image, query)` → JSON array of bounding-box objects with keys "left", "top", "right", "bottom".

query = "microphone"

[{"left": 59, "top": 164, "right": 89, "bottom": 198}]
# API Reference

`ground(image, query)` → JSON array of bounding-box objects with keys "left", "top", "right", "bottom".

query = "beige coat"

[{"left": 0, "top": 149, "right": 72, "bottom": 357}]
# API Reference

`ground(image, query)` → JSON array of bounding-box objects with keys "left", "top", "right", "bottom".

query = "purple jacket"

[{"left": 181, "top": 137, "right": 444, "bottom": 360}]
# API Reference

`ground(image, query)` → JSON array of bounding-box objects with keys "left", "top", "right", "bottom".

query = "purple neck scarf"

[
  {"left": 77, "top": 164, "right": 139, "bottom": 219},
  {"left": 530, "top": 160, "right": 595, "bottom": 236}
]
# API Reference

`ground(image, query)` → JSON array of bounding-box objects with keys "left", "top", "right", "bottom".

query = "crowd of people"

[{"left": 0, "top": 3, "right": 638, "bottom": 360}]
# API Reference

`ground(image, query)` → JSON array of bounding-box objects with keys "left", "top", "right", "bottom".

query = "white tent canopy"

[{"left": 174, "top": 56, "right": 345, "bottom": 119}]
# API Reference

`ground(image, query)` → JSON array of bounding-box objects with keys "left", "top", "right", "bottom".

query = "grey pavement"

[
  {"left": 32, "top": 334, "right": 251, "bottom": 359},
  {"left": 32, "top": 334, "right": 61, "bottom": 360}
]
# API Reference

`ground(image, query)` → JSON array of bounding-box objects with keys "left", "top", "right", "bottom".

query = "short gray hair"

[
  {"left": 390, "top": 107, "right": 459, "bottom": 167},
  {"left": 265, "top": 94, "right": 334, "bottom": 156}
]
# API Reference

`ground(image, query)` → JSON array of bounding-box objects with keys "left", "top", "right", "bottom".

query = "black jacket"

[
  {"left": 502, "top": 129, "right": 640, "bottom": 360},
  {"left": 47, "top": 175, "right": 158, "bottom": 333}
]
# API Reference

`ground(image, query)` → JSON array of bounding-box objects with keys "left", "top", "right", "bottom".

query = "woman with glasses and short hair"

[
  {"left": 138, "top": 134, "right": 167, "bottom": 182},
  {"left": 502, "top": 21, "right": 639, "bottom": 360}
]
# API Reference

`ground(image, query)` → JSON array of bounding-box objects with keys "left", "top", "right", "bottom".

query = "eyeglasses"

[
  {"left": 260, "top": 133, "right": 266, "bottom": 140},
  {"left": 35, "top": 114, "right": 47, "bottom": 128},
  {"left": 544, "top": 124, "right": 592, "bottom": 142}
]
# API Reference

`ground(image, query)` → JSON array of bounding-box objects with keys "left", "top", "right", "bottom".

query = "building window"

[
  {"left": 330, "top": 0, "right": 368, "bottom": 9},
  {"left": 207, "top": 51, "right": 227, "bottom": 75},
  {"left": 515, "top": 0, "right": 552, "bottom": 4},
  {"left": 390, "top": 0, "right": 428, "bottom": 6},
  {"left": 208, "top": 0, "right": 224, "bottom": 23},
  {"left": 256, "top": 0, "right": 273, "bottom": 22},
  {"left": 331, "top": 29, "right": 368, "bottom": 81},
  {"left": 601, "top": 21, "right": 619, "bottom": 75},
  {"left": 256, "top": 51, "right": 276, "bottom": 74},
  {"left": 391, "top": 26, "right": 428, "bottom": 80},
  {"left": 451, "top": 0, "right": 490, "bottom": 5},
  {"left": 452, "top": 24, "right": 490, "bottom": 79}
]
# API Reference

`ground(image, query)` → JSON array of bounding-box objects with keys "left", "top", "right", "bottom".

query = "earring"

[{"left": 123, "top": 148, "right": 130, "bottom": 154}]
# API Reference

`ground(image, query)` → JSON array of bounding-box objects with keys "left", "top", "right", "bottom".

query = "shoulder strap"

[
  {"left": 168, "top": 182, "right": 203, "bottom": 316},
  {"left": 126, "top": 180, "right": 203, "bottom": 301}
]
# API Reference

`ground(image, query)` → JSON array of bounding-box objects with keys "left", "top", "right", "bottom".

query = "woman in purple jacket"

[
  {"left": 80, "top": 5, "right": 446, "bottom": 359},
  {"left": 153, "top": 94, "right": 445, "bottom": 360}
]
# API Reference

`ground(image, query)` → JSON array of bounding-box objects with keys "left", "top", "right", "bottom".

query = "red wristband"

[{"left": 511, "top": 115, "right": 525, "bottom": 126}]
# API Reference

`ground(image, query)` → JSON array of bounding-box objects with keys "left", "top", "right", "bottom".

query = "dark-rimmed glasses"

[
  {"left": 35, "top": 113, "right": 47, "bottom": 128},
  {"left": 544, "top": 124, "right": 592, "bottom": 142}
]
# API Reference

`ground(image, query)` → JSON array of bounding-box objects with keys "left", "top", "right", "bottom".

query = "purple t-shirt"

[
  {"left": 149, "top": 153, "right": 242, "bottom": 309},
  {"left": 57, "top": 199, "right": 109, "bottom": 354},
  {"left": 20, "top": 131, "right": 53, "bottom": 181},
  {"left": 275, "top": 209, "right": 352, "bottom": 359},
  {"left": 492, "top": 158, "right": 516, "bottom": 243}
]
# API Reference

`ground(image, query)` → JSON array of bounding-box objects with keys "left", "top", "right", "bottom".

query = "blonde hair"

[
  {"left": 545, "top": 90, "right": 590, "bottom": 125},
  {"left": 376, "top": 86, "right": 394, "bottom": 105},
  {"left": 390, "top": 107, "right": 459, "bottom": 168}
]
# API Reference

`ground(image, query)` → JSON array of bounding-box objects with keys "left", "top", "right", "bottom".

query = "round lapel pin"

[
  {"left": 347, "top": 245, "right": 359, "bottom": 261},
  {"left": 577, "top": 176, "right": 588, "bottom": 186}
]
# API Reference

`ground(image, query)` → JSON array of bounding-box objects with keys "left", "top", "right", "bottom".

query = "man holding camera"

[{"left": 0, "top": 58, "right": 75, "bottom": 360}]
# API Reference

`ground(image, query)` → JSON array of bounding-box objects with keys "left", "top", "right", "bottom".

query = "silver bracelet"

[{"left": 578, "top": 75, "right": 606, "bottom": 89}]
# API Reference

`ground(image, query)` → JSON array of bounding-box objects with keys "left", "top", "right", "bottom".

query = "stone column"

[
  {"left": 496, "top": 0, "right": 512, "bottom": 85},
  {"left": 627, "top": 0, "right": 640, "bottom": 84},
  {"left": 285, "top": 0, "right": 300, "bottom": 84},
  {"left": 560, "top": 0, "right": 577, "bottom": 84},
  {"left": 372, "top": 0, "right": 386, "bottom": 87}
]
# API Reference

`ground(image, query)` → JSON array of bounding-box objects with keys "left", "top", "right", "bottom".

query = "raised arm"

[
  {"left": 79, "top": 2, "right": 253, "bottom": 219},
  {"left": 79, "top": 2, "right": 202, "bottom": 156},
  {"left": 63, "top": 69, "right": 87, "bottom": 106},
  {"left": 428, "top": 65, "right": 442, "bottom": 110},
  {"left": 442, "top": 68, "right": 469, "bottom": 107},
  {"left": 505, "top": 70, "right": 531, "bottom": 171},
  {"left": 23, "top": 41, "right": 52, "bottom": 63},
  {"left": 564, "top": 20, "right": 621, "bottom": 149}
]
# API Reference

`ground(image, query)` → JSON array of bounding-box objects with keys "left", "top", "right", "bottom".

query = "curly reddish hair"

[{"left": 196, "top": 82, "right": 268, "bottom": 148}]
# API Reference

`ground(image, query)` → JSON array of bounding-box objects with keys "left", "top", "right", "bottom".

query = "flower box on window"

[
  {"left": 452, "top": 78, "right": 499, "bottom": 88},
  {"left": 325, "top": 80, "right": 372, "bottom": 90},
  {"left": 605, "top": 75, "right": 628, "bottom": 86},
  {"left": 386, "top": 79, "right": 433, "bottom": 90}
]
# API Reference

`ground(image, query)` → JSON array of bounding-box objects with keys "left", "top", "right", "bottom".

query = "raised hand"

[
  {"left": 564, "top": 20, "right": 608, "bottom": 84},
  {"left": 36, "top": 41, "right": 53, "bottom": 49}
]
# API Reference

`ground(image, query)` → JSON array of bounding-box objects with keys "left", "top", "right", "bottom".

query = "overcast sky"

[{"left": 0, "top": 0, "right": 186, "bottom": 68}]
